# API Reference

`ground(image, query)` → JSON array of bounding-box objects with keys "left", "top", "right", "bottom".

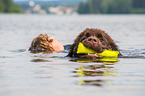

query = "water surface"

[{"left": 0, "top": 14, "right": 145, "bottom": 96}]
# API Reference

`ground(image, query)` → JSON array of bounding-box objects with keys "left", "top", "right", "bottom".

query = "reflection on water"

[
  {"left": 29, "top": 52, "right": 66, "bottom": 62},
  {"left": 9, "top": 49, "right": 26, "bottom": 53},
  {"left": 70, "top": 57, "right": 119, "bottom": 63},
  {"left": 31, "top": 59, "right": 55, "bottom": 62},
  {"left": 73, "top": 60, "right": 117, "bottom": 86}
]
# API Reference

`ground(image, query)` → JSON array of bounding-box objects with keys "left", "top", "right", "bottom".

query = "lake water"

[{"left": 0, "top": 14, "right": 145, "bottom": 96}]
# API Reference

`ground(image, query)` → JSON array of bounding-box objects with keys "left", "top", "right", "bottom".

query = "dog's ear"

[
  {"left": 74, "top": 31, "right": 85, "bottom": 43},
  {"left": 109, "top": 42, "right": 119, "bottom": 51},
  {"left": 67, "top": 30, "right": 86, "bottom": 57},
  {"left": 67, "top": 43, "right": 76, "bottom": 57},
  {"left": 103, "top": 33, "right": 119, "bottom": 51}
]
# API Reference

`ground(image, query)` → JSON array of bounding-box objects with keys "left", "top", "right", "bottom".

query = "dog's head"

[
  {"left": 29, "top": 34, "right": 64, "bottom": 53},
  {"left": 68, "top": 28, "right": 119, "bottom": 57}
]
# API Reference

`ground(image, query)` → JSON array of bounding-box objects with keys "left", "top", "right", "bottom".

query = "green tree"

[
  {"left": 0, "top": 0, "right": 22, "bottom": 13},
  {"left": 0, "top": 0, "right": 5, "bottom": 12},
  {"left": 132, "top": 0, "right": 145, "bottom": 13},
  {"left": 101, "top": 0, "right": 112, "bottom": 13},
  {"left": 78, "top": 0, "right": 102, "bottom": 14},
  {"left": 101, "top": 0, "right": 132, "bottom": 13},
  {"left": 78, "top": 0, "right": 133, "bottom": 14},
  {"left": 88, "top": 0, "right": 102, "bottom": 13},
  {"left": 78, "top": 2, "right": 85, "bottom": 14},
  {"left": 133, "top": 0, "right": 145, "bottom": 8},
  {"left": 113, "top": 0, "right": 132, "bottom": 13},
  {"left": 84, "top": 3, "right": 90, "bottom": 14},
  {"left": 3, "top": 0, "right": 13, "bottom": 12}
]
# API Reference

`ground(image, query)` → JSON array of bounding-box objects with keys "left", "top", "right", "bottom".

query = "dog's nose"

[{"left": 87, "top": 37, "right": 97, "bottom": 43}]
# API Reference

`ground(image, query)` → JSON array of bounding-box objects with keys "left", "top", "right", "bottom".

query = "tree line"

[
  {"left": 78, "top": 0, "right": 145, "bottom": 14},
  {"left": 0, "top": 0, "right": 22, "bottom": 13}
]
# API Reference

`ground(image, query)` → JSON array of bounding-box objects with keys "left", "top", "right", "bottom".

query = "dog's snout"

[{"left": 87, "top": 37, "right": 97, "bottom": 43}]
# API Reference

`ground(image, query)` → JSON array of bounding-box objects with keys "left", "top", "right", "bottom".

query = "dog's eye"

[
  {"left": 97, "top": 33, "right": 102, "bottom": 37},
  {"left": 85, "top": 33, "right": 90, "bottom": 37}
]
